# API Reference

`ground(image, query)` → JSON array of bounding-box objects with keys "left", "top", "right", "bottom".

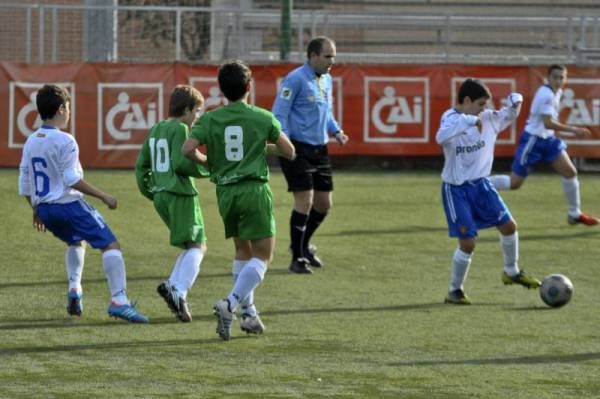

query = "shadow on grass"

[
  {"left": 0, "top": 300, "right": 524, "bottom": 332},
  {"left": 0, "top": 269, "right": 290, "bottom": 289},
  {"left": 318, "top": 225, "right": 447, "bottom": 237},
  {"left": 263, "top": 302, "right": 448, "bottom": 316},
  {"left": 0, "top": 335, "right": 251, "bottom": 355},
  {"left": 476, "top": 228, "right": 600, "bottom": 243},
  {"left": 389, "top": 352, "right": 600, "bottom": 367},
  {"left": 0, "top": 302, "right": 449, "bottom": 331},
  {"left": 0, "top": 316, "right": 194, "bottom": 330}
]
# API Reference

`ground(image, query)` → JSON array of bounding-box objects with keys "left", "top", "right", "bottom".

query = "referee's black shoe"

[
  {"left": 304, "top": 251, "right": 323, "bottom": 268},
  {"left": 289, "top": 258, "right": 313, "bottom": 274}
]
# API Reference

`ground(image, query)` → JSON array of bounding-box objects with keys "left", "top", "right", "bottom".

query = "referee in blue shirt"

[{"left": 272, "top": 36, "right": 349, "bottom": 274}]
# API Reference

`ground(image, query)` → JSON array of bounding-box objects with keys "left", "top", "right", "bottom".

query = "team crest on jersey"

[{"left": 281, "top": 87, "right": 292, "bottom": 100}]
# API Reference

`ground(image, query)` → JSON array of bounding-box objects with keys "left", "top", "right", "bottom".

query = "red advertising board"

[{"left": 2, "top": 62, "right": 600, "bottom": 167}]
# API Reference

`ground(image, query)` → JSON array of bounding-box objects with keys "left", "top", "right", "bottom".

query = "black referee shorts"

[{"left": 279, "top": 140, "right": 333, "bottom": 192}]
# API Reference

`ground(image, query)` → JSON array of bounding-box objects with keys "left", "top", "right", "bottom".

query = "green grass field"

[{"left": 1, "top": 168, "right": 600, "bottom": 398}]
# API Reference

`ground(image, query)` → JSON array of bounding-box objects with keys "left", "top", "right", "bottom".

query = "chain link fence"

[{"left": 1, "top": 1, "right": 600, "bottom": 64}]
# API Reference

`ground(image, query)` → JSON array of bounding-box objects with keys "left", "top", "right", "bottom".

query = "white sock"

[
  {"left": 65, "top": 245, "right": 85, "bottom": 292},
  {"left": 232, "top": 259, "right": 257, "bottom": 317},
  {"left": 232, "top": 259, "right": 246, "bottom": 283},
  {"left": 500, "top": 232, "right": 519, "bottom": 276},
  {"left": 102, "top": 249, "right": 129, "bottom": 305},
  {"left": 562, "top": 176, "right": 581, "bottom": 218},
  {"left": 172, "top": 248, "right": 204, "bottom": 297},
  {"left": 227, "top": 258, "right": 267, "bottom": 312},
  {"left": 449, "top": 248, "right": 472, "bottom": 292},
  {"left": 168, "top": 251, "right": 186, "bottom": 285},
  {"left": 489, "top": 175, "right": 511, "bottom": 190}
]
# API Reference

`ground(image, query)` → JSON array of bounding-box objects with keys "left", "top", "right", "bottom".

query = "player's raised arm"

[
  {"left": 436, "top": 112, "right": 480, "bottom": 144},
  {"left": 481, "top": 92, "right": 523, "bottom": 134}
]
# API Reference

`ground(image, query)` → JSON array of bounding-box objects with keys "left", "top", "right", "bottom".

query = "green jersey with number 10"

[
  {"left": 135, "top": 119, "right": 209, "bottom": 199},
  {"left": 191, "top": 102, "right": 281, "bottom": 185}
]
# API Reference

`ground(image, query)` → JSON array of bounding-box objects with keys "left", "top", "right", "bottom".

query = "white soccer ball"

[{"left": 540, "top": 274, "right": 573, "bottom": 308}]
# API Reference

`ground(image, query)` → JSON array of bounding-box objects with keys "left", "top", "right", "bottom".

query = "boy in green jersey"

[
  {"left": 135, "top": 85, "right": 209, "bottom": 322},
  {"left": 182, "top": 60, "right": 296, "bottom": 340}
]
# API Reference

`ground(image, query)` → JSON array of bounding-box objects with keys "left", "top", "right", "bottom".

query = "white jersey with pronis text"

[
  {"left": 436, "top": 106, "right": 519, "bottom": 185},
  {"left": 524, "top": 84, "right": 561, "bottom": 139},
  {"left": 18, "top": 126, "right": 84, "bottom": 206}
]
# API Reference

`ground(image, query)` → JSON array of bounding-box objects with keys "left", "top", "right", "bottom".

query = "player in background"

[
  {"left": 436, "top": 79, "right": 541, "bottom": 305},
  {"left": 135, "top": 85, "right": 208, "bottom": 322},
  {"left": 489, "top": 65, "right": 599, "bottom": 226},
  {"left": 18, "top": 84, "right": 148, "bottom": 322},
  {"left": 272, "top": 36, "right": 349, "bottom": 274},
  {"left": 182, "top": 60, "right": 296, "bottom": 340}
]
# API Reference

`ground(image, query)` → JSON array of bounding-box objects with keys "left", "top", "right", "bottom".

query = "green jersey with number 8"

[{"left": 190, "top": 102, "right": 281, "bottom": 185}]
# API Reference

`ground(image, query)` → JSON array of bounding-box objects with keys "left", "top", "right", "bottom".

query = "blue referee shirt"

[{"left": 272, "top": 63, "right": 341, "bottom": 146}]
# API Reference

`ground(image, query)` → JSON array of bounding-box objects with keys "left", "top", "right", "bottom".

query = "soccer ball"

[{"left": 539, "top": 274, "right": 573, "bottom": 308}]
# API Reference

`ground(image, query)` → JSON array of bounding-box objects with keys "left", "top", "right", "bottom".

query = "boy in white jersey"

[
  {"left": 489, "top": 65, "right": 599, "bottom": 226},
  {"left": 436, "top": 78, "right": 541, "bottom": 305},
  {"left": 18, "top": 84, "right": 148, "bottom": 323}
]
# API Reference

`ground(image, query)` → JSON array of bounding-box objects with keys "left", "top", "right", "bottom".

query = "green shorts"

[
  {"left": 153, "top": 191, "right": 206, "bottom": 248},
  {"left": 216, "top": 181, "right": 276, "bottom": 240}
]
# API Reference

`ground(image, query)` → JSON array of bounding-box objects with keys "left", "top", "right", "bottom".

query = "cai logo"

[
  {"left": 451, "top": 77, "right": 517, "bottom": 144},
  {"left": 8, "top": 82, "right": 76, "bottom": 148},
  {"left": 364, "top": 77, "right": 429, "bottom": 143},
  {"left": 97, "top": 83, "right": 163, "bottom": 149},
  {"left": 558, "top": 79, "right": 600, "bottom": 144},
  {"left": 189, "top": 77, "right": 256, "bottom": 116}
]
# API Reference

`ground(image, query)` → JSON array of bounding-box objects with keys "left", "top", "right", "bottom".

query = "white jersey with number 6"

[{"left": 18, "top": 126, "right": 84, "bottom": 206}]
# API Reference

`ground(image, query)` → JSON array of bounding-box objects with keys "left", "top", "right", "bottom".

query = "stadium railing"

[{"left": 0, "top": 3, "right": 599, "bottom": 65}]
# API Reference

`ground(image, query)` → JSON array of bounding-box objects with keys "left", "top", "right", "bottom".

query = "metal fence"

[{"left": 2, "top": 2, "right": 600, "bottom": 65}]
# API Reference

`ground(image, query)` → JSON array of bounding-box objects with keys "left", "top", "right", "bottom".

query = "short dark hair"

[
  {"left": 36, "top": 84, "right": 70, "bottom": 120},
  {"left": 218, "top": 60, "right": 252, "bottom": 102},
  {"left": 548, "top": 64, "right": 566, "bottom": 75},
  {"left": 306, "top": 36, "right": 334, "bottom": 59},
  {"left": 169, "top": 85, "right": 204, "bottom": 117},
  {"left": 457, "top": 78, "right": 491, "bottom": 104}
]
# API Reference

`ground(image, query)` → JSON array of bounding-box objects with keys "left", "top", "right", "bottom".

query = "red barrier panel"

[{"left": 2, "top": 62, "right": 600, "bottom": 167}]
